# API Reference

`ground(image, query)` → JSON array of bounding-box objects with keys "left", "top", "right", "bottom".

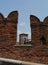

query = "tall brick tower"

[
  {"left": 7, "top": 11, "right": 18, "bottom": 45},
  {"left": 30, "top": 15, "right": 48, "bottom": 46}
]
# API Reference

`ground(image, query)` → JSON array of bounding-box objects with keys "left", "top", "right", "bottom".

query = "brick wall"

[
  {"left": 0, "top": 11, "right": 18, "bottom": 46},
  {"left": 0, "top": 12, "right": 48, "bottom": 64},
  {"left": 30, "top": 15, "right": 48, "bottom": 46},
  {"left": 0, "top": 45, "right": 48, "bottom": 64}
]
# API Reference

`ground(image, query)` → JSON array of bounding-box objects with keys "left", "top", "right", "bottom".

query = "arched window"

[{"left": 40, "top": 36, "right": 46, "bottom": 45}]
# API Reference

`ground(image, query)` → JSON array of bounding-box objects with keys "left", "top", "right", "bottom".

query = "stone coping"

[{"left": 0, "top": 58, "right": 45, "bottom": 65}]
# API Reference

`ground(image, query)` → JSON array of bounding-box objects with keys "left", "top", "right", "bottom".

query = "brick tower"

[
  {"left": 19, "top": 33, "right": 28, "bottom": 45},
  {"left": 7, "top": 11, "right": 18, "bottom": 45},
  {"left": 30, "top": 15, "right": 48, "bottom": 46}
]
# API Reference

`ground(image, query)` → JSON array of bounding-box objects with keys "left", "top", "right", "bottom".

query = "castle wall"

[
  {"left": 0, "top": 46, "right": 48, "bottom": 64},
  {"left": 0, "top": 11, "right": 18, "bottom": 46},
  {"left": 0, "top": 12, "right": 48, "bottom": 64},
  {"left": 30, "top": 15, "right": 48, "bottom": 46}
]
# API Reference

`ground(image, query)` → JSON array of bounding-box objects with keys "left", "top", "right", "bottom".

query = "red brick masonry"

[
  {"left": 0, "top": 12, "right": 48, "bottom": 64},
  {"left": 0, "top": 11, "right": 18, "bottom": 46},
  {"left": 0, "top": 44, "right": 48, "bottom": 64}
]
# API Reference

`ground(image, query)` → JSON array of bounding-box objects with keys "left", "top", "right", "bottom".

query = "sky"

[{"left": 0, "top": 0, "right": 48, "bottom": 41}]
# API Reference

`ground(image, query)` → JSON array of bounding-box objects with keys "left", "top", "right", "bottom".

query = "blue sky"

[{"left": 0, "top": 0, "right": 48, "bottom": 41}]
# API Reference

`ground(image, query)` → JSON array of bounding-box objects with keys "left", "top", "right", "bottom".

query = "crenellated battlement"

[
  {"left": 30, "top": 15, "right": 48, "bottom": 46},
  {"left": 0, "top": 11, "right": 18, "bottom": 46}
]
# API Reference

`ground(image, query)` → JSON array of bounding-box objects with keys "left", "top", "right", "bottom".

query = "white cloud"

[
  {"left": 17, "top": 30, "right": 22, "bottom": 42},
  {"left": 5, "top": 16, "right": 7, "bottom": 18},
  {"left": 28, "top": 33, "right": 31, "bottom": 39},
  {"left": 17, "top": 30, "right": 21, "bottom": 35},
  {"left": 19, "top": 22, "right": 25, "bottom": 26}
]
